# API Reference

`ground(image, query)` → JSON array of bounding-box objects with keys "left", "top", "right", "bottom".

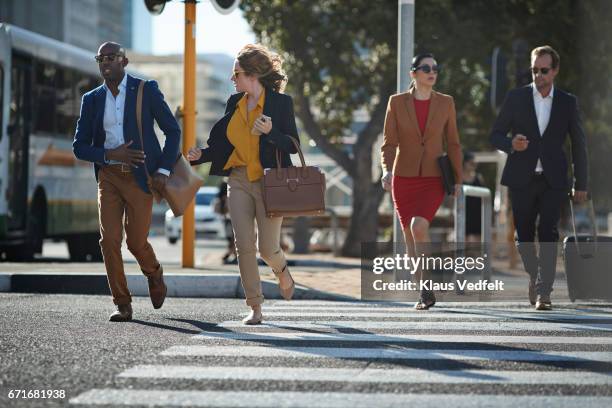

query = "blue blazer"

[
  {"left": 73, "top": 74, "right": 181, "bottom": 193},
  {"left": 490, "top": 85, "right": 588, "bottom": 191}
]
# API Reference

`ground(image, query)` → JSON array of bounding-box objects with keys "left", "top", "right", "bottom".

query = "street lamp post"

[
  {"left": 181, "top": 0, "right": 197, "bottom": 267},
  {"left": 394, "top": 0, "right": 414, "bottom": 282}
]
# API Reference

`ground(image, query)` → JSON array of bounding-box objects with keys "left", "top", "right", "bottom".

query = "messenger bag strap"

[
  {"left": 136, "top": 80, "right": 150, "bottom": 182},
  {"left": 136, "top": 80, "right": 162, "bottom": 201}
]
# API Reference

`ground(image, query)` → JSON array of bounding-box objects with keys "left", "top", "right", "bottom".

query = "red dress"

[{"left": 392, "top": 98, "right": 445, "bottom": 229}]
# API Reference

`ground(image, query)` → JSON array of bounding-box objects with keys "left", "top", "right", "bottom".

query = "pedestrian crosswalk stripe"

[
  {"left": 217, "top": 320, "right": 612, "bottom": 332},
  {"left": 270, "top": 300, "right": 612, "bottom": 309},
  {"left": 160, "top": 346, "right": 612, "bottom": 362},
  {"left": 191, "top": 332, "right": 612, "bottom": 344},
  {"left": 68, "top": 390, "right": 612, "bottom": 407},
  {"left": 265, "top": 305, "right": 612, "bottom": 314},
  {"left": 258, "top": 310, "right": 612, "bottom": 321},
  {"left": 118, "top": 365, "right": 612, "bottom": 385},
  {"left": 266, "top": 304, "right": 612, "bottom": 315}
]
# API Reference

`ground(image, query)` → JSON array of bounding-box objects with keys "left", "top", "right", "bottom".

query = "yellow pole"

[{"left": 182, "top": 0, "right": 197, "bottom": 267}]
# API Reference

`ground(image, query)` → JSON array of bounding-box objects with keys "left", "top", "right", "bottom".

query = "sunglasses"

[
  {"left": 413, "top": 64, "right": 440, "bottom": 74},
  {"left": 530, "top": 66, "right": 552, "bottom": 75},
  {"left": 95, "top": 53, "right": 123, "bottom": 63},
  {"left": 232, "top": 70, "right": 247, "bottom": 77}
]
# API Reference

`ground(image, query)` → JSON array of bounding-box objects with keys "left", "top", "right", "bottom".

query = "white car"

[{"left": 165, "top": 187, "right": 225, "bottom": 244}]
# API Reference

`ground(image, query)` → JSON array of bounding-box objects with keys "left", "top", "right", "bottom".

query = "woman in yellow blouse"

[{"left": 188, "top": 44, "right": 299, "bottom": 325}]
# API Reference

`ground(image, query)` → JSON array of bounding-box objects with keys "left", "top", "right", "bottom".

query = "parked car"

[{"left": 165, "top": 187, "right": 225, "bottom": 244}]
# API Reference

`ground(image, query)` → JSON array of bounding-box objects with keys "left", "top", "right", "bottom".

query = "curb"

[
  {"left": 285, "top": 259, "right": 360, "bottom": 269},
  {"left": 0, "top": 273, "right": 352, "bottom": 301}
]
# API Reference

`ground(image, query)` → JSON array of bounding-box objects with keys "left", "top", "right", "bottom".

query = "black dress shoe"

[
  {"left": 109, "top": 304, "right": 133, "bottom": 322},
  {"left": 535, "top": 294, "right": 552, "bottom": 311},
  {"left": 415, "top": 290, "right": 436, "bottom": 310},
  {"left": 528, "top": 280, "right": 536, "bottom": 305}
]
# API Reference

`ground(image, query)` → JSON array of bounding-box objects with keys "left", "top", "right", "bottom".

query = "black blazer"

[
  {"left": 190, "top": 88, "right": 299, "bottom": 175},
  {"left": 490, "top": 85, "right": 588, "bottom": 191}
]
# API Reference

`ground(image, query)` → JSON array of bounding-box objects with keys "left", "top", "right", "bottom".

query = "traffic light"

[
  {"left": 210, "top": 0, "right": 240, "bottom": 15},
  {"left": 144, "top": 0, "right": 240, "bottom": 16},
  {"left": 144, "top": 0, "right": 169, "bottom": 15}
]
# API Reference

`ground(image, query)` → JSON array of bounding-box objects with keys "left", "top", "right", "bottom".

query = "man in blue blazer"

[
  {"left": 73, "top": 42, "right": 181, "bottom": 321},
  {"left": 490, "top": 45, "right": 588, "bottom": 311}
]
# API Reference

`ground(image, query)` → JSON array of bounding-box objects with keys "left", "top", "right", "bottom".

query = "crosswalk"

[{"left": 70, "top": 300, "right": 612, "bottom": 407}]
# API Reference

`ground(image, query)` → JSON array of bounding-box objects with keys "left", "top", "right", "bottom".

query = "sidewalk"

[
  {"left": 0, "top": 249, "right": 361, "bottom": 301},
  {"left": 0, "top": 256, "right": 579, "bottom": 303},
  {"left": 0, "top": 236, "right": 598, "bottom": 303}
]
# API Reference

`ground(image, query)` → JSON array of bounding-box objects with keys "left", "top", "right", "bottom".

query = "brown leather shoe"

[
  {"left": 535, "top": 294, "right": 552, "bottom": 311},
  {"left": 528, "top": 280, "right": 536, "bottom": 305},
  {"left": 147, "top": 264, "right": 167, "bottom": 309},
  {"left": 109, "top": 304, "right": 132, "bottom": 322}
]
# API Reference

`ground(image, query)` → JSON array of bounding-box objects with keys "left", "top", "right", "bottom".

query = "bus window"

[
  {"left": 33, "top": 60, "right": 56, "bottom": 134},
  {"left": 56, "top": 69, "right": 75, "bottom": 138},
  {"left": 74, "top": 74, "right": 99, "bottom": 118},
  {"left": 8, "top": 61, "right": 31, "bottom": 231}
]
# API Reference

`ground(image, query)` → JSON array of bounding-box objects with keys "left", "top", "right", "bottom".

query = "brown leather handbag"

[
  {"left": 261, "top": 138, "right": 326, "bottom": 217},
  {"left": 136, "top": 80, "right": 203, "bottom": 216}
]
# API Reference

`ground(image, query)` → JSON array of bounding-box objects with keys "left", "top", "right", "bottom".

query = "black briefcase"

[{"left": 563, "top": 196, "right": 612, "bottom": 302}]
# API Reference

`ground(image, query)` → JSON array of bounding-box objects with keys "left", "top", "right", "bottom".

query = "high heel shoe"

[
  {"left": 242, "top": 307, "right": 263, "bottom": 325},
  {"left": 274, "top": 264, "right": 295, "bottom": 300}
]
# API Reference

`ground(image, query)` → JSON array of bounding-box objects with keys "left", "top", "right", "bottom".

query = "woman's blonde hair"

[{"left": 237, "top": 44, "right": 287, "bottom": 93}]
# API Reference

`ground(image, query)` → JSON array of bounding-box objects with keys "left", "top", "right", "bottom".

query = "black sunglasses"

[
  {"left": 530, "top": 66, "right": 552, "bottom": 75},
  {"left": 95, "top": 53, "right": 123, "bottom": 63},
  {"left": 412, "top": 64, "right": 440, "bottom": 74}
]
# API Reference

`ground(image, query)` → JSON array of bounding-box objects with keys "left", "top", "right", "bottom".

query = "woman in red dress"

[{"left": 381, "top": 53, "right": 463, "bottom": 309}]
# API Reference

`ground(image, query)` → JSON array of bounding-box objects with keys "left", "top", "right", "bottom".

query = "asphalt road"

[{"left": 1, "top": 294, "right": 611, "bottom": 407}]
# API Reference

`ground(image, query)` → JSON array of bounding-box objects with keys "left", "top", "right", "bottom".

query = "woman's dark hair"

[
  {"left": 411, "top": 53, "right": 436, "bottom": 71},
  {"left": 463, "top": 150, "right": 475, "bottom": 163},
  {"left": 237, "top": 44, "right": 287, "bottom": 93}
]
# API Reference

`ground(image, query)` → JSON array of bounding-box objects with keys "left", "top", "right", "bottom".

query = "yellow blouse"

[{"left": 223, "top": 92, "right": 265, "bottom": 181}]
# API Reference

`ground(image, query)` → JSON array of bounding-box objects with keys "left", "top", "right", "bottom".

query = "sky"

[{"left": 151, "top": 0, "right": 256, "bottom": 57}]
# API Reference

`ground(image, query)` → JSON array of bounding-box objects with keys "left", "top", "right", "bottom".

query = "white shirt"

[
  {"left": 103, "top": 74, "right": 169, "bottom": 175},
  {"left": 103, "top": 74, "right": 127, "bottom": 156},
  {"left": 532, "top": 83, "right": 554, "bottom": 173}
]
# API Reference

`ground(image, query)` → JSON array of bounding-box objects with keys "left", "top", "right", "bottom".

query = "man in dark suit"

[
  {"left": 73, "top": 42, "right": 181, "bottom": 321},
  {"left": 490, "top": 45, "right": 588, "bottom": 310}
]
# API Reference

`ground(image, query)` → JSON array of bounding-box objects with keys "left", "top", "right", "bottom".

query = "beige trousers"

[{"left": 227, "top": 167, "right": 286, "bottom": 306}]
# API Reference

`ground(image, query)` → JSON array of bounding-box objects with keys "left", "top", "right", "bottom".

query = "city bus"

[{"left": 0, "top": 24, "right": 103, "bottom": 261}]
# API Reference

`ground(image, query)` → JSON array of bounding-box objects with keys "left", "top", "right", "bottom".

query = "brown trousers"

[
  {"left": 97, "top": 165, "right": 161, "bottom": 305},
  {"left": 227, "top": 167, "right": 287, "bottom": 306}
]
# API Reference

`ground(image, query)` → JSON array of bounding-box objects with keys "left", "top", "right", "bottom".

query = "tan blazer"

[{"left": 381, "top": 88, "right": 463, "bottom": 182}]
